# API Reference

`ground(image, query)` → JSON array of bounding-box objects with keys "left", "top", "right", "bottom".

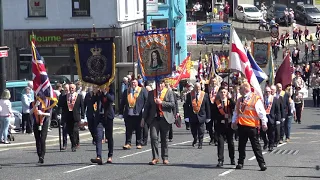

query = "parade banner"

[
  {"left": 250, "top": 42, "right": 270, "bottom": 67},
  {"left": 74, "top": 38, "right": 115, "bottom": 87},
  {"left": 135, "top": 29, "right": 173, "bottom": 81},
  {"left": 164, "top": 55, "right": 192, "bottom": 88}
]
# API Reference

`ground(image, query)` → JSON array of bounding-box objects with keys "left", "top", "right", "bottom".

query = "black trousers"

[
  {"left": 206, "top": 119, "right": 215, "bottom": 142},
  {"left": 237, "top": 125, "right": 265, "bottom": 165},
  {"left": 124, "top": 115, "right": 142, "bottom": 146},
  {"left": 22, "top": 113, "right": 32, "bottom": 133},
  {"left": 33, "top": 120, "right": 49, "bottom": 158},
  {"left": 66, "top": 120, "right": 79, "bottom": 149},
  {"left": 280, "top": 120, "right": 285, "bottom": 140},
  {"left": 87, "top": 116, "right": 96, "bottom": 142},
  {"left": 141, "top": 122, "right": 149, "bottom": 145},
  {"left": 261, "top": 122, "right": 275, "bottom": 148},
  {"left": 217, "top": 122, "right": 235, "bottom": 162},
  {"left": 169, "top": 124, "right": 173, "bottom": 140},
  {"left": 295, "top": 103, "right": 303, "bottom": 123},
  {"left": 95, "top": 115, "right": 113, "bottom": 158},
  {"left": 61, "top": 120, "right": 68, "bottom": 147},
  {"left": 313, "top": 89, "right": 320, "bottom": 107},
  {"left": 275, "top": 122, "right": 281, "bottom": 143},
  {"left": 190, "top": 121, "right": 205, "bottom": 144}
]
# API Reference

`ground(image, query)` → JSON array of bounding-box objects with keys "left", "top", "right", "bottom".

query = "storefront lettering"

[{"left": 30, "top": 35, "right": 61, "bottom": 42}]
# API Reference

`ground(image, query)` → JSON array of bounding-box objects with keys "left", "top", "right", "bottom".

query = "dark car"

[
  {"left": 266, "top": 4, "right": 289, "bottom": 25},
  {"left": 48, "top": 75, "right": 71, "bottom": 88},
  {"left": 294, "top": 4, "right": 320, "bottom": 25}
]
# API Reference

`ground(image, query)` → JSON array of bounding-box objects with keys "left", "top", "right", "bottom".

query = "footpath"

[{"left": 0, "top": 117, "right": 125, "bottom": 150}]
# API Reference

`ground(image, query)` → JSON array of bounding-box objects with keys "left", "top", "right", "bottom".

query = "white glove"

[
  {"left": 276, "top": 121, "right": 281, "bottom": 125},
  {"left": 57, "top": 114, "right": 61, "bottom": 120},
  {"left": 119, "top": 115, "right": 123, "bottom": 119},
  {"left": 206, "top": 119, "right": 211, "bottom": 123},
  {"left": 184, "top": 118, "right": 189, "bottom": 122},
  {"left": 282, "top": 118, "right": 285, "bottom": 122}
]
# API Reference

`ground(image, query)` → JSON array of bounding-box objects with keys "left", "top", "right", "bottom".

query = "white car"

[{"left": 235, "top": 4, "right": 263, "bottom": 22}]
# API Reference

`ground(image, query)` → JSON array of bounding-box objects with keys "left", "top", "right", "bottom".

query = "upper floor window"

[
  {"left": 137, "top": 0, "right": 140, "bottom": 12},
  {"left": 158, "top": 0, "right": 166, "bottom": 3},
  {"left": 72, "top": 0, "right": 90, "bottom": 17},
  {"left": 28, "top": 0, "right": 46, "bottom": 17},
  {"left": 151, "top": 19, "right": 168, "bottom": 29},
  {"left": 125, "top": 0, "right": 129, "bottom": 15}
]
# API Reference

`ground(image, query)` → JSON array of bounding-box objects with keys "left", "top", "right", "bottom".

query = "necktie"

[
  {"left": 266, "top": 97, "right": 269, "bottom": 106},
  {"left": 69, "top": 94, "right": 72, "bottom": 103}
]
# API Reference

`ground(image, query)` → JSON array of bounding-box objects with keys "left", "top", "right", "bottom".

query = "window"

[
  {"left": 137, "top": 0, "right": 140, "bottom": 12},
  {"left": 125, "top": 0, "right": 129, "bottom": 15},
  {"left": 158, "top": 0, "right": 166, "bottom": 3},
  {"left": 28, "top": 0, "right": 46, "bottom": 17},
  {"left": 151, "top": 19, "right": 168, "bottom": 29},
  {"left": 72, "top": 0, "right": 90, "bottom": 17},
  {"left": 201, "top": 26, "right": 212, "bottom": 33}
]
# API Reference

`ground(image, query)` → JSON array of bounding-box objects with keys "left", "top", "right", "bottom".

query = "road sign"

[{"left": 0, "top": 50, "right": 8, "bottom": 58}]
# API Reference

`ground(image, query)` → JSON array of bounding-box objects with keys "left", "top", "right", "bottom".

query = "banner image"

[
  {"left": 135, "top": 29, "right": 173, "bottom": 81},
  {"left": 251, "top": 42, "right": 270, "bottom": 67},
  {"left": 74, "top": 38, "right": 115, "bottom": 86}
]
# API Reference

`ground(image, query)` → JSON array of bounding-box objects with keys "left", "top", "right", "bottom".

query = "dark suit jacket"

[
  {"left": 99, "top": 89, "right": 115, "bottom": 120},
  {"left": 212, "top": 98, "right": 235, "bottom": 124},
  {"left": 266, "top": 97, "right": 281, "bottom": 124},
  {"left": 279, "top": 92, "right": 291, "bottom": 118},
  {"left": 173, "top": 92, "right": 179, "bottom": 116},
  {"left": 58, "top": 93, "right": 84, "bottom": 122},
  {"left": 119, "top": 87, "right": 148, "bottom": 118},
  {"left": 185, "top": 91, "right": 211, "bottom": 123},
  {"left": 84, "top": 92, "right": 99, "bottom": 119},
  {"left": 143, "top": 89, "right": 175, "bottom": 125}
]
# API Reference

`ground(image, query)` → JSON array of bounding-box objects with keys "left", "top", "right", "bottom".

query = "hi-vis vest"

[{"left": 236, "top": 93, "right": 260, "bottom": 128}]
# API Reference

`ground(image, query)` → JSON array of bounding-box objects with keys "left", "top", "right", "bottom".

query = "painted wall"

[
  {"left": 147, "top": 0, "right": 188, "bottom": 66},
  {"left": 3, "top": 0, "right": 143, "bottom": 30}
]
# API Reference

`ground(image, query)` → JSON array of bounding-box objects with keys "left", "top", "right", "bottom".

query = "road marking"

[
  {"left": 64, "top": 165, "right": 96, "bottom": 173},
  {"left": 218, "top": 169, "right": 235, "bottom": 176},
  {"left": 248, "top": 152, "right": 267, "bottom": 161},
  {"left": 277, "top": 143, "right": 287, "bottom": 147},
  {"left": 0, "top": 149, "right": 9, "bottom": 152},
  {"left": 47, "top": 135, "right": 60, "bottom": 138},
  {"left": 120, "top": 137, "right": 210, "bottom": 159}
]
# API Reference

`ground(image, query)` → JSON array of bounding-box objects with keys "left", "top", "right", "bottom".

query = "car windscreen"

[
  {"left": 275, "top": 6, "right": 286, "bottom": 12},
  {"left": 305, "top": 7, "right": 320, "bottom": 13},
  {"left": 244, "top": 7, "right": 259, "bottom": 12}
]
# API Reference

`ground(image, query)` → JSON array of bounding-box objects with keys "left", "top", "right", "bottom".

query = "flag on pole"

[
  {"left": 247, "top": 50, "right": 268, "bottom": 84},
  {"left": 275, "top": 53, "right": 292, "bottom": 88},
  {"left": 229, "top": 28, "right": 263, "bottom": 99},
  {"left": 31, "top": 33, "right": 58, "bottom": 126},
  {"left": 268, "top": 48, "right": 275, "bottom": 86}
]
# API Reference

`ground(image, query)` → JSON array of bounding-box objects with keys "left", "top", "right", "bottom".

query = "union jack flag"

[{"left": 31, "top": 35, "right": 58, "bottom": 125}]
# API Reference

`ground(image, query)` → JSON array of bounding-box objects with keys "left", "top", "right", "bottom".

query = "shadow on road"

[
  {"left": 300, "top": 125, "right": 320, "bottom": 130},
  {"left": 285, "top": 176, "right": 320, "bottom": 178}
]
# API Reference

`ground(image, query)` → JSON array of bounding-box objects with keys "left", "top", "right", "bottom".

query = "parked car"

[
  {"left": 54, "top": 65, "right": 79, "bottom": 82},
  {"left": 49, "top": 75, "right": 71, "bottom": 88},
  {"left": 294, "top": 4, "right": 320, "bottom": 25},
  {"left": 197, "top": 22, "right": 231, "bottom": 44},
  {"left": 234, "top": 4, "right": 262, "bottom": 22},
  {"left": 266, "top": 4, "right": 290, "bottom": 25},
  {"left": 6, "top": 80, "right": 30, "bottom": 113}
]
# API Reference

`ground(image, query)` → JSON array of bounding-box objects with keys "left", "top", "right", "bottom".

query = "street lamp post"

[{"left": 0, "top": 0, "right": 6, "bottom": 94}]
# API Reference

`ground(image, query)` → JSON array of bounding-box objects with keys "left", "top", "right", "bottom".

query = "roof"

[{"left": 238, "top": 4, "right": 257, "bottom": 7}]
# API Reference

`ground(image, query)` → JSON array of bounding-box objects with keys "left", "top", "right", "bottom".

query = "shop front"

[{"left": 17, "top": 29, "right": 92, "bottom": 82}]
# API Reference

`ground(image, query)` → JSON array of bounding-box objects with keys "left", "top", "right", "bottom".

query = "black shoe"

[
  {"left": 260, "top": 163, "right": 267, "bottom": 171},
  {"left": 38, "top": 157, "right": 44, "bottom": 164},
  {"left": 169, "top": 139, "right": 173, "bottom": 142},
  {"left": 142, "top": 142, "right": 147, "bottom": 146},
  {"left": 186, "top": 127, "right": 190, "bottom": 130},
  {"left": 209, "top": 139, "right": 214, "bottom": 145},
  {"left": 268, "top": 147, "right": 274, "bottom": 152},
  {"left": 231, "top": 159, "right": 235, "bottom": 165},
  {"left": 216, "top": 161, "right": 224, "bottom": 167},
  {"left": 91, "top": 158, "right": 103, "bottom": 165},
  {"left": 71, "top": 147, "right": 76, "bottom": 152},
  {"left": 198, "top": 144, "right": 202, "bottom": 149},
  {"left": 236, "top": 164, "right": 243, "bottom": 169},
  {"left": 263, "top": 144, "right": 267, "bottom": 150},
  {"left": 192, "top": 139, "right": 197, "bottom": 147}
]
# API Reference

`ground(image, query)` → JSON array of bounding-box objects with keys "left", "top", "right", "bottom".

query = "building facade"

[
  {"left": 3, "top": 0, "right": 144, "bottom": 91},
  {"left": 147, "top": 0, "right": 187, "bottom": 66}
]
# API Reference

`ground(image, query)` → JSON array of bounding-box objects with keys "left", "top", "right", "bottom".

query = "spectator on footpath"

[
  {"left": 0, "top": 89, "right": 13, "bottom": 144},
  {"left": 21, "top": 87, "right": 33, "bottom": 134},
  {"left": 223, "top": 2, "right": 230, "bottom": 23}
]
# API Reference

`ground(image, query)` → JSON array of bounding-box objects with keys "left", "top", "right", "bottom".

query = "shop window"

[
  {"left": 28, "top": 0, "right": 46, "bottom": 17},
  {"left": 127, "top": 46, "right": 133, "bottom": 62},
  {"left": 158, "top": 0, "right": 166, "bottom": 3},
  {"left": 72, "top": 0, "right": 90, "bottom": 17},
  {"left": 151, "top": 19, "right": 168, "bottom": 29}
]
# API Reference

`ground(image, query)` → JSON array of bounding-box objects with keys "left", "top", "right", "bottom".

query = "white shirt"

[
  {"left": 231, "top": 92, "right": 268, "bottom": 126},
  {"left": 22, "top": 93, "right": 32, "bottom": 113},
  {"left": 193, "top": 4, "right": 201, "bottom": 11},
  {"left": 0, "top": 99, "right": 12, "bottom": 116}
]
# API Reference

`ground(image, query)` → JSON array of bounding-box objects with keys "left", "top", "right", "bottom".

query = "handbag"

[{"left": 175, "top": 115, "right": 182, "bottom": 128}]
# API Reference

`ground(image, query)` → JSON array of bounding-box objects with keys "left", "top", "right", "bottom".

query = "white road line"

[
  {"left": 64, "top": 165, "right": 96, "bottom": 173},
  {"left": 277, "top": 143, "right": 287, "bottom": 147},
  {"left": 120, "top": 137, "right": 210, "bottom": 159},
  {"left": 248, "top": 152, "right": 267, "bottom": 161},
  {"left": 218, "top": 169, "right": 235, "bottom": 176},
  {"left": 0, "top": 149, "right": 9, "bottom": 152}
]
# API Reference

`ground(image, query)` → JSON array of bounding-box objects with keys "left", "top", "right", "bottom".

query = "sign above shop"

[{"left": 28, "top": 30, "right": 92, "bottom": 47}]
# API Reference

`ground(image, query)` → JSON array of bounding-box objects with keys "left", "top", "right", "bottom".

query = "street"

[{"left": 1, "top": 101, "right": 320, "bottom": 180}]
